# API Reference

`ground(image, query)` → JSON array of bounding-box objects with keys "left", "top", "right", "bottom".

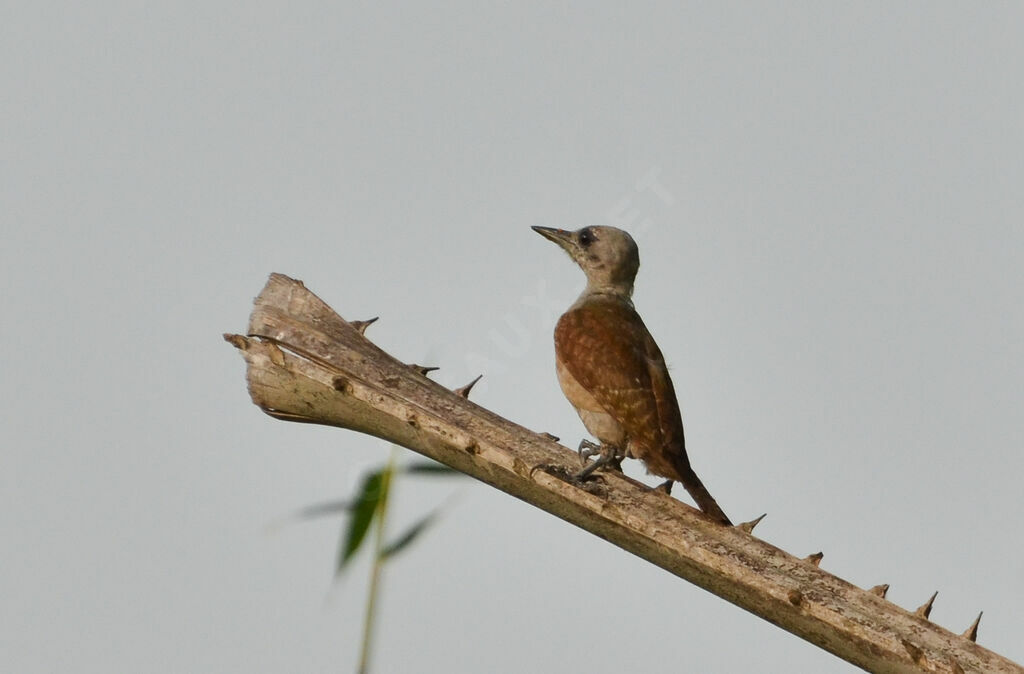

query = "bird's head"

[{"left": 532, "top": 225, "right": 640, "bottom": 296}]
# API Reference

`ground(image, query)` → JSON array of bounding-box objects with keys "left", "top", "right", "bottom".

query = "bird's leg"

[
  {"left": 578, "top": 440, "right": 624, "bottom": 469},
  {"left": 573, "top": 442, "right": 622, "bottom": 482}
]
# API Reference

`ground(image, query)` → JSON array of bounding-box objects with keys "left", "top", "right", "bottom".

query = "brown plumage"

[{"left": 533, "top": 225, "right": 731, "bottom": 525}]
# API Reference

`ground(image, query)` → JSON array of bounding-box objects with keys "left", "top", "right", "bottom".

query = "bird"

[{"left": 532, "top": 225, "right": 732, "bottom": 525}]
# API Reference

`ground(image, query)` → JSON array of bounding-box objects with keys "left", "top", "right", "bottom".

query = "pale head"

[{"left": 532, "top": 225, "right": 640, "bottom": 296}]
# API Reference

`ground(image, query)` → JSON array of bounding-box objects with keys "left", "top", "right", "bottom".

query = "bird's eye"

[{"left": 578, "top": 228, "right": 595, "bottom": 247}]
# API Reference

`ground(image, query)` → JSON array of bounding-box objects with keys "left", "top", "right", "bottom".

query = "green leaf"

[
  {"left": 296, "top": 499, "right": 354, "bottom": 520},
  {"left": 380, "top": 510, "right": 440, "bottom": 561},
  {"left": 402, "top": 460, "right": 461, "bottom": 476},
  {"left": 336, "top": 470, "right": 385, "bottom": 574}
]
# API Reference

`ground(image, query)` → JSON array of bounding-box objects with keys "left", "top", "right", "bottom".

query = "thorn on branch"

[
  {"left": 736, "top": 513, "right": 767, "bottom": 534},
  {"left": 454, "top": 374, "right": 483, "bottom": 398},
  {"left": 351, "top": 317, "right": 378, "bottom": 335},
  {"left": 804, "top": 552, "right": 823, "bottom": 567},
  {"left": 540, "top": 432, "right": 560, "bottom": 442},
  {"left": 963, "top": 612, "right": 982, "bottom": 642},
  {"left": 868, "top": 584, "right": 890, "bottom": 598},
  {"left": 409, "top": 364, "right": 440, "bottom": 377},
  {"left": 915, "top": 591, "right": 938, "bottom": 619},
  {"left": 223, "top": 333, "right": 249, "bottom": 350}
]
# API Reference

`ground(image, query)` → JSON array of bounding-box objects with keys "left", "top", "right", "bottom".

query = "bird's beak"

[{"left": 531, "top": 226, "right": 576, "bottom": 254}]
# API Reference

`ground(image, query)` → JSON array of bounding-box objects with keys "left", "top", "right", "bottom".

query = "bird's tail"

[{"left": 675, "top": 461, "right": 732, "bottom": 526}]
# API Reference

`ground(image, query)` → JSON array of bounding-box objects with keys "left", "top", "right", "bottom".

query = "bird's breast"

[{"left": 555, "top": 352, "right": 627, "bottom": 446}]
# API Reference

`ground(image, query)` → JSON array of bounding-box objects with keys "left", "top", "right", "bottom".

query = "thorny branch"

[{"left": 226, "top": 273, "right": 1021, "bottom": 674}]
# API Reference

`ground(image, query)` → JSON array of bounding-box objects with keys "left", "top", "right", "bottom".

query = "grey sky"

[{"left": 3, "top": 3, "right": 1022, "bottom": 672}]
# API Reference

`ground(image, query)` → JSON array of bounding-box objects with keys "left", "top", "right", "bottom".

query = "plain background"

[{"left": 3, "top": 3, "right": 1022, "bottom": 672}]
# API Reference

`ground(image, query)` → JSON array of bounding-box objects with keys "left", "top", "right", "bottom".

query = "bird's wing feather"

[{"left": 641, "top": 326, "right": 687, "bottom": 456}]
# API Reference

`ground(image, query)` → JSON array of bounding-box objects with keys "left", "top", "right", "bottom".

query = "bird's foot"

[
  {"left": 573, "top": 443, "right": 623, "bottom": 482},
  {"left": 530, "top": 462, "right": 572, "bottom": 480}
]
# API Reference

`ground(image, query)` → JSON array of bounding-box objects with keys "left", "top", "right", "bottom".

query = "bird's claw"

[
  {"left": 577, "top": 439, "right": 602, "bottom": 462},
  {"left": 530, "top": 462, "right": 562, "bottom": 479},
  {"left": 573, "top": 442, "right": 623, "bottom": 482}
]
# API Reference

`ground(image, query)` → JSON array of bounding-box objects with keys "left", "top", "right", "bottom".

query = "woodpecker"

[{"left": 533, "top": 225, "right": 731, "bottom": 525}]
